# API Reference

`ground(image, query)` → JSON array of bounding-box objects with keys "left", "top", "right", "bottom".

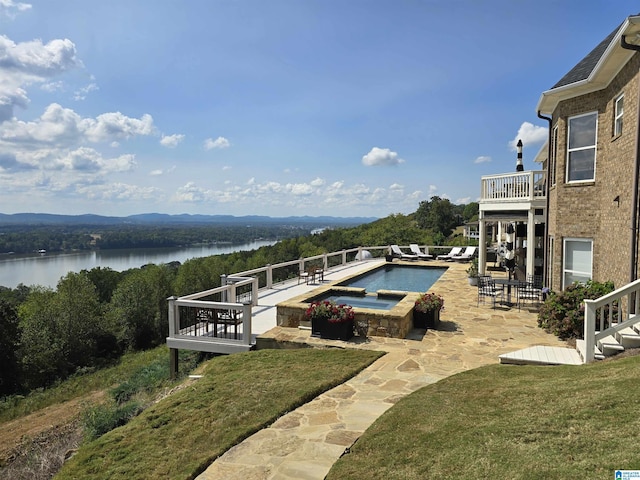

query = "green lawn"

[
  {"left": 327, "top": 354, "right": 640, "bottom": 480},
  {"left": 55, "top": 348, "right": 383, "bottom": 480}
]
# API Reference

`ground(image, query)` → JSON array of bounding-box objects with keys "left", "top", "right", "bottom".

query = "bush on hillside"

[{"left": 537, "top": 280, "right": 616, "bottom": 339}]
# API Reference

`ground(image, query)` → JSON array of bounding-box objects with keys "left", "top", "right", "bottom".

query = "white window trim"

[
  {"left": 614, "top": 94, "right": 624, "bottom": 136},
  {"left": 562, "top": 238, "right": 593, "bottom": 290},
  {"left": 566, "top": 111, "right": 598, "bottom": 184}
]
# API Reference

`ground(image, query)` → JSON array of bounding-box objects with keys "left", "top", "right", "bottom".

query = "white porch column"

[
  {"left": 526, "top": 209, "right": 536, "bottom": 277},
  {"left": 497, "top": 221, "right": 503, "bottom": 244},
  {"left": 478, "top": 211, "right": 486, "bottom": 275}
]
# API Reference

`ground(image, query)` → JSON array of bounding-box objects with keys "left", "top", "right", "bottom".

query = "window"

[
  {"left": 562, "top": 238, "right": 592, "bottom": 289},
  {"left": 567, "top": 112, "right": 597, "bottom": 182},
  {"left": 614, "top": 94, "right": 624, "bottom": 136},
  {"left": 550, "top": 125, "right": 558, "bottom": 186}
]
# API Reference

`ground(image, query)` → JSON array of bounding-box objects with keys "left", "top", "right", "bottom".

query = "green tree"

[
  {"left": 415, "top": 197, "right": 457, "bottom": 237},
  {"left": 84, "top": 266, "right": 123, "bottom": 304},
  {"left": 108, "top": 265, "right": 173, "bottom": 351},
  {"left": 18, "top": 287, "right": 63, "bottom": 389},
  {"left": 54, "top": 272, "right": 105, "bottom": 372},
  {"left": 0, "top": 300, "right": 21, "bottom": 394},
  {"left": 463, "top": 202, "right": 479, "bottom": 222}
]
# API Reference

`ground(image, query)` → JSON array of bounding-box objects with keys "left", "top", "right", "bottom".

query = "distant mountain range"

[{"left": 0, "top": 212, "right": 378, "bottom": 227}]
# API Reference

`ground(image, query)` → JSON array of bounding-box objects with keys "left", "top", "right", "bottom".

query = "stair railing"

[{"left": 582, "top": 278, "right": 640, "bottom": 362}]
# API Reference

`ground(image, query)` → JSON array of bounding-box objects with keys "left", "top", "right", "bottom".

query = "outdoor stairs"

[{"left": 576, "top": 316, "right": 640, "bottom": 361}]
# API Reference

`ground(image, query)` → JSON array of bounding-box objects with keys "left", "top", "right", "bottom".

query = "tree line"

[
  {"left": 0, "top": 224, "right": 310, "bottom": 254},
  {"left": 0, "top": 198, "right": 478, "bottom": 396}
]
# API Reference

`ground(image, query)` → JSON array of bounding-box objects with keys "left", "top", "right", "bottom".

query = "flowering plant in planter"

[
  {"left": 414, "top": 292, "right": 444, "bottom": 313},
  {"left": 305, "top": 300, "right": 355, "bottom": 323}
]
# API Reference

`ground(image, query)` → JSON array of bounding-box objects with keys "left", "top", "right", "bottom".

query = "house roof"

[{"left": 537, "top": 14, "right": 640, "bottom": 114}]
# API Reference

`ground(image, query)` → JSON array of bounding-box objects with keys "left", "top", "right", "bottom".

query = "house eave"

[{"left": 537, "top": 15, "right": 640, "bottom": 115}]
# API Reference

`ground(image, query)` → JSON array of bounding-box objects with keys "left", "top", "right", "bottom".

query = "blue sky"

[{"left": 0, "top": 0, "right": 635, "bottom": 218}]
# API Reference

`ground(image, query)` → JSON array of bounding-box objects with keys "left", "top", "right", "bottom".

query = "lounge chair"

[
  {"left": 452, "top": 246, "right": 477, "bottom": 262},
  {"left": 409, "top": 244, "right": 433, "bottom": 260},
  {"left": 390, "top": 244, "right": 418, "bottom": 260},
  {"left": 436, "top": 246, "right": 462, "bottom": 261}
]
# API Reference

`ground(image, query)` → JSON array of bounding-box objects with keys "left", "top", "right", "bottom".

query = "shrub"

[
  {"left": 81, "top": 401, "right": 142, "bottom": 441},
  {"left": 537, "top": 280, "right": 616, "bottom": 339}
]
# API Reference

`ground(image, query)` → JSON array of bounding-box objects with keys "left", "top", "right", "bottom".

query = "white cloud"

[
  {"left": 428, "top": 185, "right": 437, "bottom": 195},
  {"left": 160, "top": 133, "right": 185, "bottom": 148},
  {"left": 474, "top": 155, "right": 491, "bottom": 164},
  {"left": 0, "top": 35, "right": 80, "bottom": 120},
  {"left": 0, "top": 103, "right": 156, "bottom": 146},
  {"left": 389, "top": 183, "right": 403, "bottom": 191},
  {"left": 362, "top": 147, "right": 404, "bottom": 166},
  {"left": 287, "top": 183, "right": 314, "bottom": 196},
  {"left": 204, "top": 136, "right": 230, "bottom": 150},
  {"left": 83, "top": 111, "right": 155, "bottom": 142},
  {"left": 310, "top": 177, "right": 325, "bottom": 187},
  {"left": 222, "top": 165, "right": 232, "bottom": 171},
  {"left": 509, "top": 122, "right": 548, "bottom": 150},
  {"left": 77, "top": 182, "right": 162, "bottom": 201},
  {"left": 0, "top": 0, "right": 32, "bottom": 19},
  {"left": 73, "top": 82, "right": 98, "bottom": 101},
  {"left": 40, "top": 81, "right": 63, "bottom": 92}
]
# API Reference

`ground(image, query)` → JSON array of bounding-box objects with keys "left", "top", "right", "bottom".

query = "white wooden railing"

[
  {"left": 480, "top": 170, "right": 546, "bottom": 202},
  {"left": 581, "top": 279, "right": 640, "bottom": 362}
]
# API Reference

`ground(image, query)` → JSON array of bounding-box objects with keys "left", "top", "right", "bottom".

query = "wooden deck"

[{"left": 499, "top": 345, "right": 582, "bottom": 366}]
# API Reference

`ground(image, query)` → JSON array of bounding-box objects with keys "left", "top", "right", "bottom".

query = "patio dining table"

[{"left": 493, "top": 278, "right": 520, "bottom": 306}]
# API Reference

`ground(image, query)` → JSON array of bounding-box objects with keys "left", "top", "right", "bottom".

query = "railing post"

[
  {"left": 323, "top": 253, "right": 328, "bottom": 270},
  {"left": 167, "top": 296, "right": 179, "bottom": 379},
  {"left": 342, "top": 250, "right": 346, "bottom": 265},
  {"left": 584, "top": 299, "right": 596, "bottom": 363},
  {"left": 242, "top": 302, "right": 252, "bottom": 346},
  {"left": 252, "top": 277, "right": 259, "bottom": 306},
  {"left": 167, "top": 296, "right": 178, "bottom": 337},
  {"left": 220, "top": 274, "right": 228, "bottom": 302},
  {"left": 299, "top": 258, "right": 305, "bottom": 273},
  {"left": 266, "top": 264, "right": 273, "bottom": 289},
  {"left": 230, "top": 282, "right": 237, "bottom": 303}
]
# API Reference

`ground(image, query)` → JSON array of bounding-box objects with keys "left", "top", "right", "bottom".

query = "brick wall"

[{"left": 548, "top": 53, "right": 640, "bottom": 290}]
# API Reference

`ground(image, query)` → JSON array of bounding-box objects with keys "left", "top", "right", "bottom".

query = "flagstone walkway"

[{"left": 197, "top": 260, "right": 572, "bottom": 480}]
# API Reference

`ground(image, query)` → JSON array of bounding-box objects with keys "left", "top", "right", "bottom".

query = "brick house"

[
  {"left": 479, "top": 13, "right": 640, "bottom": 293},
  {"left": 537, "top": 13, "right": 640, "bottom": 292}
]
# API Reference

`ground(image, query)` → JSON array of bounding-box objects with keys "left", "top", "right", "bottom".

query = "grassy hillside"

[
  {"left": 327, "top": 354, "right": 640, "bottom": 480},
  {"left": 55, "top": 348, "right": 383, "bottom": 480}
]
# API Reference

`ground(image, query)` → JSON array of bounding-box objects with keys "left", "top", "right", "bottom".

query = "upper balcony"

[{"left": 480, "top": 170, "right": 546, "bottom": 212}]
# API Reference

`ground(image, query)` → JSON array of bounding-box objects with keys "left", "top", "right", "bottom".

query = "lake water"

[{"left": 0, "top": 240, "right": 276, "bottom": 289}]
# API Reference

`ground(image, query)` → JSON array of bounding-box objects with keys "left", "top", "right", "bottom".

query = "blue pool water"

[
  {"left": 319, "top": 294, "right": 400, "bottom": 310},
  {"left": 338, "top": 265, "right": 446, "bottom": 292}
]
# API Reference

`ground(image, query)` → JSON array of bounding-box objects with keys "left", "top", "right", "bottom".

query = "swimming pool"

[
  {"left": 314, "top": 293, "right": 400, "bottom": 310},
  {"left": 276, "top": 263, "right": 449, "bottom": 339},
  {"left": 337, "top": 264, "right": 446, "bottom": 292}
]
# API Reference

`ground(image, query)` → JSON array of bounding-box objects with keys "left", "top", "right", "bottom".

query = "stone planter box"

[{"left": 413, "top": 308, "right": 440, "bottom": 329}]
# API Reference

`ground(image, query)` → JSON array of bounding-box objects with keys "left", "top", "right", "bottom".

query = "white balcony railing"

[{"left": 481, "top": 170, "right": 546, "bottom": 203}]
